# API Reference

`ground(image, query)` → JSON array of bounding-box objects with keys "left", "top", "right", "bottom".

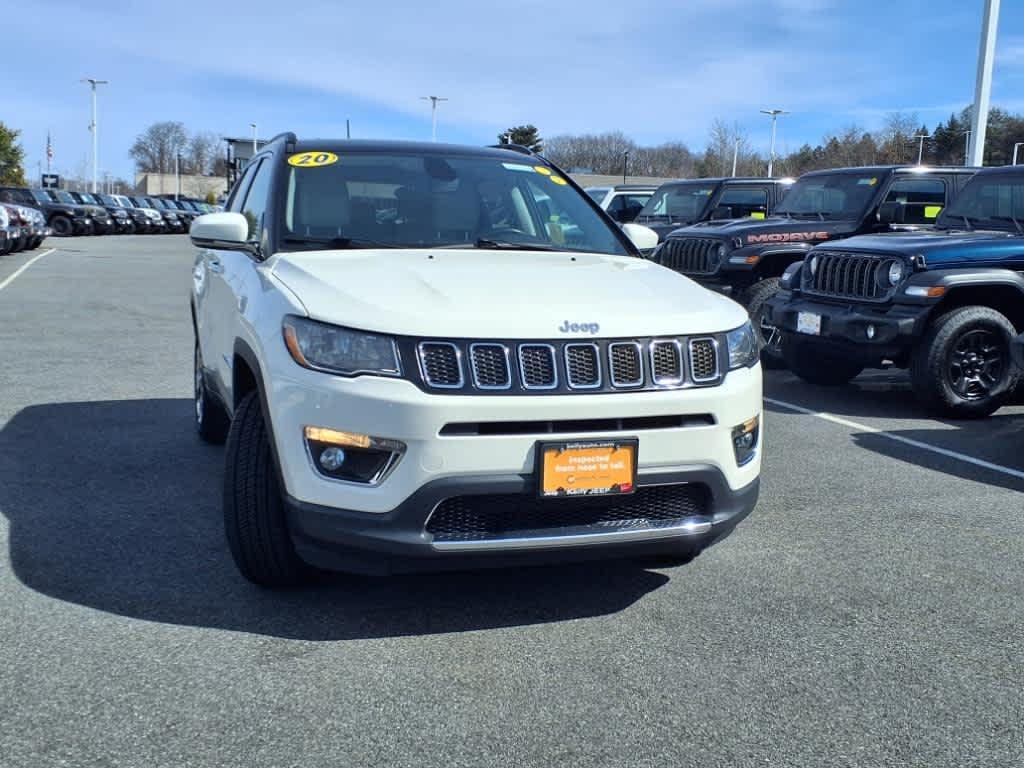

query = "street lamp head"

[{"left": 760, "top": 108, "right": 789, "bottom": 117}]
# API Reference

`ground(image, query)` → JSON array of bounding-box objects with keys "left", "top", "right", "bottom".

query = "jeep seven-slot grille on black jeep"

[
  {"left": 426, "top": 484, "right": 711, "bottom": 543},
  {"left": 654, "top": 237, "right": 722, "bottom": 275},
  {"left": 803, "top": 251, "right": 895, "bottom": 302},
  {"left": 409, "top": 336, "right": 724, "bottom": 394}
]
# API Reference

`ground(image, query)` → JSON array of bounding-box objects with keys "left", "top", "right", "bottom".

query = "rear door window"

[
  {"left": 885, "top": 177, "right": 947, "bottom": 225},
  {"left": 718, "top": 187, "right": 769, "bottom": 218}
]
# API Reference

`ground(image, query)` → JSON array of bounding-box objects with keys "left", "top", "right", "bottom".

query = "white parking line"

[
  {"left": 765, "top": 396, "right": 1024, "bottom": 482},
  {"left": 0, "top": 248, "right": 55, "bottom": 293}
]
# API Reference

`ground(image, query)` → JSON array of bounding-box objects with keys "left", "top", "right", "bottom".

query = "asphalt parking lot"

[{"left": 1, "top": 236, "right": 1023, "bottom": 767}]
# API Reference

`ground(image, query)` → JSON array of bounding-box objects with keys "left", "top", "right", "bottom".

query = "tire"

[
  {"left": 909, "top": 305, "right": 1017, "bottom": 419},
  {"left": 783, "top": 334, "right": 864, "bottom": 386},
  {"left": 194, "top": 342, "right": 230, "bottom": 443},
  {"left": 741, "top": 278, "right": 786, "bottom": 369},
  {"left": 223, "top": 391, "right": 310, "bottom": 587},
  {"left": 50, "top": 215, "right": 73, "bottom": 237}
]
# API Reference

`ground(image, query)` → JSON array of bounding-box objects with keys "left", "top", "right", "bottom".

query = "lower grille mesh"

[{"left": 427, "top": 484, "right": 711, "bottom": 543}]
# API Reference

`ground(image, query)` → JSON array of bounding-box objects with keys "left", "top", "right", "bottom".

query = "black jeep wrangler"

[
  {"left": 651, "top": 166, "right": 976, "bottom": 365},
  {"left": 766, "top": 165, "right": 1024, "bottom": 418},
  {"left": 635, "top": 177, "right": 793, "bottom": 245}
]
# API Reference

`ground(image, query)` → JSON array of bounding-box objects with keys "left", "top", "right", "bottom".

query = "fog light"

[
  {"left": 866, "top": 324, "right": 877, "bottom": 340},
  {"left": 731, "top": 416, "right": 760, "bottom": 467},
  {"left": 304, "top": 426, "right": 406, "bottom": 485},
  {"left": 319, "top": 446, "right": 347, "bottom": 471}
]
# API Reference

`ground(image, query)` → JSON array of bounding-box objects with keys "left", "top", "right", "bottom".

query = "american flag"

[{"left": 46, "top": 132, "right": 53, "bottom": 162}]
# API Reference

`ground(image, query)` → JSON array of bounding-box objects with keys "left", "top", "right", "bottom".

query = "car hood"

[
  {"left": 269, "top": 248, "right": 748, "bottom": 338},
  {"left": 83, "top": 205, "right": 109, "bottom": 218},
  {"left": 817, "top": 229, "right": 1024, "bottom": 268},
  {"left": 668, "top": 215, "right": 858, "bottom": 247}
]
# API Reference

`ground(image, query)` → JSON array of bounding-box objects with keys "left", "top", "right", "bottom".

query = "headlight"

[
  {"left": 888, "top": 260, "right": 905, "bottom": 286},
  {"left": 808, "top": 255, "right": 819, "bottom": 275},
  {"left": 726, "top": 321, "right": 759, "bottom": 370},
  {"left": 716, "top": 244, "right": 728, "bottom": 259},
  {"left": 282, "top": 316, "right": 401, "bottom": 377}
]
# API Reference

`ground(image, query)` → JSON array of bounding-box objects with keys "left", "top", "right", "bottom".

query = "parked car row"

[
  {"left": 645, "top": 163, "right": 1024, "bottom": 419},
  {"left": 0, "top": 185, "right": 219, "bottom": 239},
  {"left": 0, "top": 199, "right": 50, "bottom": 255}
]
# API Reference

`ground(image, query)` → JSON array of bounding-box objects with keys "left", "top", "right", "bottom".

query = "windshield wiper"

[
  {"left": 784, "top": 211, "right": 827, "bottom": 220},
  {"left": 282, "top": 236, "right": 403, "bottom": 249},
  {"left": 987, "top": 215, "right": 1024, "bottom": 234},
  {"left": 445, "top": 238, "right": 560, "bottom": 251}
]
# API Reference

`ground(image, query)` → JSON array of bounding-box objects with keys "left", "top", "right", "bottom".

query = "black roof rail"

[
  {"left": 266, "top": 132, "right": 297, "bottom": 152},
  {"left": 489, "top": 143, "right": 535, "bottom": 156}
]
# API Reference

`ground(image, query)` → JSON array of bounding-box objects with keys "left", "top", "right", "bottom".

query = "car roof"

[
  {"left": 971, "top": 165, "right": 1024, "bottom": 176},
  {"left": 288, "top": 139, "right": 545, "bottom": 162},
  {"left": 801, "top": 165, "right": 978, "bottom": 177}
]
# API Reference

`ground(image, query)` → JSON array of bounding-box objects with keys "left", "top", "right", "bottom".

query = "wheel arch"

[{"left": 920, "top": 271, "right": 1024, "bottom": 331}]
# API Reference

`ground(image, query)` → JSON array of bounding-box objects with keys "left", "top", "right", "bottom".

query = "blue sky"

[{"left": 7, "top": 0, "right": 1024, "bottom": 182}]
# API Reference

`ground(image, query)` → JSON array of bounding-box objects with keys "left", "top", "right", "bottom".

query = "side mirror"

[
  {"left": 621, "top": 222, "right": 659, "bottom": 251},
  {"left": 710, "top": 205, "right": 733, "bottom": 220},
  {"left": 190, "top": 212, "right": 255, "bottom": 253},
  {"left": 877, "top": 201, "right": 906, "bottom": 227}
]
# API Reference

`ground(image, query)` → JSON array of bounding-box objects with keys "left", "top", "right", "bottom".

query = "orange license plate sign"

[{"left": 538, "top": 440, "right": 638, "bottom": 498}]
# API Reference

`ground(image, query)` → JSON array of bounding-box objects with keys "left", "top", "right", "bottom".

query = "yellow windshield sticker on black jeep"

[
  {"left": 750, "top": 212, "right": 766, "bottom": 220},
  {"left": 925, "top": 205, "right": 943, "bottom": 219},
  {"left": 533, "top": 166, "right": 552, "bottom": 176},
  {"left": 288, "top": 151, "right": 339, "bottom": 168},
  {"left": 550, "top": 176, "right": 568, "bottom": 186}
]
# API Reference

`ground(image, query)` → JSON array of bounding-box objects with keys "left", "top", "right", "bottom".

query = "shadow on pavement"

[{"left": 0, "top": 399, "right": 669, "bottom": 640}]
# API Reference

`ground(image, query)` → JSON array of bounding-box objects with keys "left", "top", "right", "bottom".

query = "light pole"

[
  {"left": 81, "top": 78, "right": 108, "bottom": 193},
  {"left": 962, "top": 131, "right": 972, "bottom": 166},
  {"left": 969, "top": 0, "right": 1000, "bottom": 167},
  {"left": 622, "top": 151, "right": 630, "bottom": 184},
  {"left": 760, "top": 109, "right": 788, "bottom": 177},
  {"left": 175, "top": 152, "right": 181, "bottom": 200},
  {"left": 420, "top": 96, "right": 448, "bottom": 142},
  {"left": 1013, "top": 142, "right": 1023, "bottom": 165},
  {"left": 731, "top": 138, "right": 740, "bottom": 177},
  {"left": 249, "top": 123, "right": 257, "bottom": 155},
  {"left": 913, "top": 133, "right": 930, "bottom": 165}
]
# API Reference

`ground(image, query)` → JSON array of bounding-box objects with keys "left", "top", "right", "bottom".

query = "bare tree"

[
  {"left": 186, "top": 131, "right": 221, "bottom": 175},
  {"left": 130, "top": 121, "right": 188, "bottom": 174}
]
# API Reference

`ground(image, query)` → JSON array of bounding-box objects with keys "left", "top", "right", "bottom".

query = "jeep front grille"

[
  {"left": 426, "top": 484, "right": 711, "bottom": 544},
  {"left": 519, "top": 344, "right": 558, "bottom": 389},
  {"left": 565, "top": 343, "right": 601, "bottom": 389},
  {"left": 469, "top": 344, "right": 511, "bottom": 389},
  {"left": 413, "top": 336, "right": 722, "bottom": 394},
  {"left": 655, "top": 237, "right": 722, "bottom": 275},
  {"left": 689, "top": 339, "right": 719, "bottom": 382},
  {"left": 804, "top": 252, "right": 892, "bottom": 302},
  {"left": 608, "top": 342, "right": 643, "bottom": 387},
  {"left": 418, "top": 342, "right": 463, "bottom": 388}
]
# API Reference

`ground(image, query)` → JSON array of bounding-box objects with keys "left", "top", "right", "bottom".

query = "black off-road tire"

[
  {"left": 783, "top": 334, "right": 864, "bottom": 386},
  {"left": 50, "top": 215, "right": 73, "bottom": 237},
  {"left": 194, "top": 343, "right": 230, "bottom": 443},
  {"left": 741, "top": 278, "right": 786, "bottom": 369},
  {"left": 223, "top": 391, "right": 310, "bottom": 587},
  {"left": 909, "top": 305, "right": 1017, "bottom": 419}
]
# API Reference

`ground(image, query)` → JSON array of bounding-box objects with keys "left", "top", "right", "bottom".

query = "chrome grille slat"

[
  {"left": 519, "top": 344, "right": 558, "bottom": 389},
  {"left": 688, "top": 338, "right": 720, "bottom": 383},
  {"left": 608, "top": 342, "right": 644, "bottom": 388},
  {"left": 469, "top": 343, "right": 511, "bottom": 390},
  {"left": 650, "top": 340, "right": 684, "bottom": 386},
  {"left": 564, "top": 343, "right": 601, "bottom": 389},
  {"left": 418, "top": 342, "right": 463, "bottom": 388}
]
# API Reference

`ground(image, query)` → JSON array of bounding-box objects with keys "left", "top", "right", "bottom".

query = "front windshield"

[
  {"left": 53, "top": 190, "right": 76, "bottom": 204},
  {"left": 637, "top": 182, "right": 718, "bottom": 224},
  {"left": 115, "top": 196, "right": 134, "bottom": 208},
  {"left": 938, "top": 174, "right": 1024, "bottom": 231},
  {"left": 281, "top": 152, "right": 632, "bottom": 255},
  {"left": 31, "top": 190, "right": 52, "bottom": 204},
  {"left": 99, "top": 194, "right": 119, "bottom": 207},
  {"left": 78, "top": 193, "right": 98, "bottom": 204},
  {"left": 775, "top": 172, "right": 884, "bottom": 220}
]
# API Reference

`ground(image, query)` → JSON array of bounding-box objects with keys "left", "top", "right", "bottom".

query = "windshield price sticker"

[
  {"left": 533, "top": 166, "right": 553, "bottom": 176},
  {"left": 550, "top": 176, "right": 568, "bottom": 186},
  {"left": 288, "top": 151, "right": 339, "bottom": 168}
]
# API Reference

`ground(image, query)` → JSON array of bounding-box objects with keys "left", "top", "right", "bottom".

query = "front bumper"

[
  {"left": 264, "top": 354, "right": 762, "bottom": 570},
  {"left": 72, "top": 217, "right": 92, "bottom": 234},
  {"left": 287, "top": 468, "right": 758, "bottom": 574},
  {"left": 766, "top": 292, "right": 931, "bottom": 360}
]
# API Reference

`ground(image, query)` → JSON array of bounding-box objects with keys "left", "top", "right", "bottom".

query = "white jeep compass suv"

[{"left": 190, "top": 135, "right": 762, "bottom": 586}]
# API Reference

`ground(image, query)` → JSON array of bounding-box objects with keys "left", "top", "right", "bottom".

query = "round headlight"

[
  {"left": 888, "top": 261, "right": 905, "bottom": 286},
  {"left": 717, "top": 244, "right": 727, "bottom": 259},
  {"left": 809, "top": 255, "right": 819, "bottom": 275}
]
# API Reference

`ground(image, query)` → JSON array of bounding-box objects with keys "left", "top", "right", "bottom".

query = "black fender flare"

[
  {"left": 903, "top": 267, "right": 1024, "bottom": 294},
  {"left": 753, "top": 245, "right": 813, "bottom": 277}
]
